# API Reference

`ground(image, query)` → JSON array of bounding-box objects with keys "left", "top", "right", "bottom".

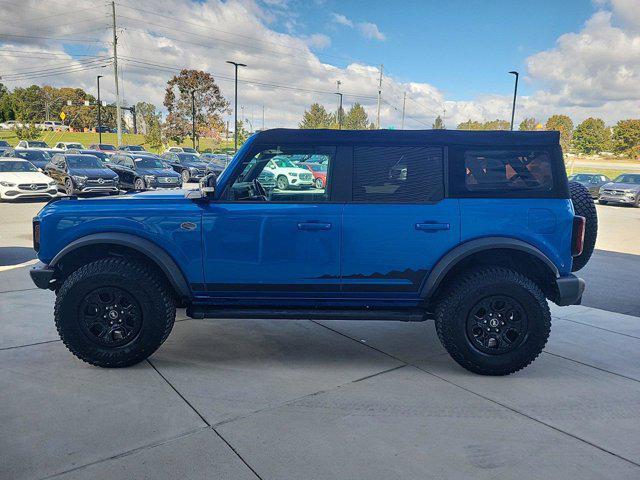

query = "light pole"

[
  {"left": 191, "top": 89, "right": 196, "bottom": 150},
  {"left": 509, "top": 71, "right": 519, "bottom": 131},
  {"left": 335, "top": 92, "right": 343, "bottom": 129},
  {"left": 96, "top": 75, "right": 103, "bottom": 143},
  {"left": 226, "top": 60, "right": 246, "bottom": 151}
]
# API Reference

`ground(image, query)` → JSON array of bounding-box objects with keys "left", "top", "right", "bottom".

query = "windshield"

[
  {"left": 99, "top": 144, "right": 116, "bottom": 150},
  {"left": 67, "top": 155, "right": 104, "bottom": 168},
  {"left": 306, "top": 163, "right": 327, "bottom": 172},
  {"left": 14, "top": 150, "right": 50, "bottom": 161},
  {"left": 66, "top": 143, "right": 83, "bottom": 149},
  {"left": 0, "top": 140, "right": 9, "bottom": 147},
  {"left": 29, "top": 141, "right": 49, "bottom": 148},
  {"left": 613, "top": 174, "right": 640, "bottom": 184},
  {"left": 83, "top": 151, "right": 110, "bottom": 161},
  {"left": 182, "top": 148, "right": 197, "bottom": 153},
  {"left": 177, "top": 153, "right": 202, "bottom": 163},
  {"left": 272, "top": 158, "right": 298, "bottom": 168},
  {"left": 126, "top": 145, "right": 144, "bottom": 151},
  {"left": 572, "top": 174, "right": 593, "bottom": 182},
  {"left": 134, "top": 157, "right": 165, "bottom": 168},
  {"left": 0, "top": 160, "right": 38, "bottom": 172}
]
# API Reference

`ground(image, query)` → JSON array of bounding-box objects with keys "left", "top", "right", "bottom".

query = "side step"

[{"left": 187, "top": 306, "right": 428, "bottom": 322}]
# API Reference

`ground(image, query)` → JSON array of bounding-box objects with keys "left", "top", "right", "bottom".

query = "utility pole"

[
  {"left": 401, "top": 91, "right": 406, "bottom": 130},
  {"left": 111, "top": 1, "right": 122, "bottom": 146},
  {"left": 97, "top": 75, "right": 103, "bottom": 143},
  {"left": 226, "top": 60, "right": 246, "bottom": 151},
  {"left": 376, "top": 64, "right": 383, "bottom": 129},
  {"left": 336, "top": 92, "right": 343, "bottom": 129},
  {"left": 191, "top": 90, "right": 196, "bottom": 149}
]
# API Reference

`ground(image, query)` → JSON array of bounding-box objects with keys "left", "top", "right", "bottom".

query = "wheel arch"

[
  {"left": 422, "top": 237, "right": 560, "bottom": 304},
  {"left": 50, "top": 232, "right": 191, "bottom": 300}
]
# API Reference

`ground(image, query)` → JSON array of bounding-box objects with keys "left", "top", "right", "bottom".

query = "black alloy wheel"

[{"left": 466, "top": 295, "right": 528, "bottom": 355}]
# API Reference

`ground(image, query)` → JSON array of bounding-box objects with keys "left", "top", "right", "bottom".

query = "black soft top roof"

[{"left": 252, "top": 128, "right": 560, "bottom": 147}]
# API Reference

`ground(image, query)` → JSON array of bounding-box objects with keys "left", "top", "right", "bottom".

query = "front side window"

[
  {"left": 353, "top": 146, "right": 444, "bottom": 203},
  {"left": 0, "top": 161, "right": 37, "bottom": 172},
  {"left": 463, "top": 150, "right": 553, "bottom": 193},
  {"left": 226, "top": 147, "right": 333, "bottom": 202}
]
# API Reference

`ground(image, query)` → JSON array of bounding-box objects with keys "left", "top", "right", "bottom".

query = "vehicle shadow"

[{"left": 0, "top": 246, "right": 36, "bottom": 267}]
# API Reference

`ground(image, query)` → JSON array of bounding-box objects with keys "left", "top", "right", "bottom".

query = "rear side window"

[
  {"left": 353, "top": 146, "right": 444, "bottom": 203},
  {"left": 453, "top": 149, "right": 556, "bottom": 197}
]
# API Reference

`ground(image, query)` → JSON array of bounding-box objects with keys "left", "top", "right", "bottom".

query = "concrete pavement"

[{"left": 2, "top": 266, "right": 640, "bottom": 479}]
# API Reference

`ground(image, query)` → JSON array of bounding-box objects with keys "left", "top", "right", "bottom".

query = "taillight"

[
  {"left": 33, "top": 219, "right": 40, "bottom": 253},
  {"left": 572, "top": 216, "right": 585, "bottom": 257}
]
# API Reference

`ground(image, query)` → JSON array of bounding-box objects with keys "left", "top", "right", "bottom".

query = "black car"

[
  {"left": 5, "top": 148, "right": 51, "bottom": 169},
  {"left": 0, "top": 140, "right": 10, "bottom": 156},
  {"left": 66, "top": 149, "right": 113, "bottom": 164},
  {"left": 568, "top": 173, "right": 611, "bottom": 199},
  {"left": 108, "top": 153, "right": 181, "bottom": 191},
  {"left": 95, "top": 125, "right": 110, "bottom": 133},
  {"left": 46, "top": 153, "right": 119, "bottom": 195},
  {"left": 160, "top": 152, "right": 208, "bottom": 183}
]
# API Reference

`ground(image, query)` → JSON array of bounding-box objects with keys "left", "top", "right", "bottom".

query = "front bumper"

[
  {"left": 599, "top": 193, "right": 637, "bottom": 204},
  {"left": 1, "top": 189, "right": 58, "bottom": 200},
  {"left": 30, "top": 264, "right": 56, "bottom": 290},
  {"left": 554, "top": 274, "right": 585, "bottom": 306}
]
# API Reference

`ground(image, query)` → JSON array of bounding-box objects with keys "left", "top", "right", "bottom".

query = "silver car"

[{"left": 599, "top": 173, "right": 640, "bottom": 207}]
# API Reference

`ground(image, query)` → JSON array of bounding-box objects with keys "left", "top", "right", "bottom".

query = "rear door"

[{"left": 341, "top": 145, "right": 460, "bottom": 299}]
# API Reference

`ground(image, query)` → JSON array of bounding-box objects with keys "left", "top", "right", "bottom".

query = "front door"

[
  {"left": 341, "top": 145, "right": 460, "bottom": 299},
  {"left": 201, "top": 146, "right": 341, "bottom": 299}
]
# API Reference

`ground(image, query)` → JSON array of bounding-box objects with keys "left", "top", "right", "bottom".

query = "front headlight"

[
  {"left": 144, "top": 175, "right": 156, "bottom": 185},
  {"left": 48, "top": 181, "right": 57, "bottom": 187},
  {"left": 599, "top": 187, "right": 605, "bottom": 194},
  {"left": 72, "top": 175, "right": 87, "bottom": 184},
  {"left": 289, "top": 172, "right": 298, "bottom": 177},
  {"left": 0, "top": 181, "right": 16, "bottom": 187}
]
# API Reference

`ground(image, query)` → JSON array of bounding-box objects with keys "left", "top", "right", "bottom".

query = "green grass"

[{"left": 0, "top": 130, "right": 235, "bottom": 154}]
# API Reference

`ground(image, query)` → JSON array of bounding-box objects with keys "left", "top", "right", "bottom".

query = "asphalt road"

[{"left": 1, "top": 197, "right": 639, "bottom": 315}]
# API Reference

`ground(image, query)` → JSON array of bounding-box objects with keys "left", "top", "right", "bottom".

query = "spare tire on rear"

[{"left": 569, "top": 181, "right": 597, "bottom": 271}]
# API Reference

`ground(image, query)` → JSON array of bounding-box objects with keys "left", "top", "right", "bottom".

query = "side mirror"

[{"left": 200, "top": 173, "right": 216, "bottom": 199}]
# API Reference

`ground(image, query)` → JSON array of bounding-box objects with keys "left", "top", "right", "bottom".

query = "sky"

[{"left": 0, "top": 0, "right": 638, "bottom": 130}]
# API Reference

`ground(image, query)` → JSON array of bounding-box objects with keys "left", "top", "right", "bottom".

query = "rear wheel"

[
  {"left": 54, "top": 257, "right": 176, "bottom": 368},
  {"left": 435, "top": 267, "right": 550, "bottom": 376},
  {"left": 570, "top": 181, "right": 597, "bottom": 271}
]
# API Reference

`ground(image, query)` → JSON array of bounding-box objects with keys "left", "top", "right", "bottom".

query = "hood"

[
  {"left": 0, "top": 171, "right": 53, "bottom": 184},
  {"left": 603, "top": 182, "right": 640, "bottom": 191},
  {"left": 69, "top": 167, "right": 118, "bottom": 179},
  {"left": 136, "top": 167, "right": 180, "bottom": 177}
]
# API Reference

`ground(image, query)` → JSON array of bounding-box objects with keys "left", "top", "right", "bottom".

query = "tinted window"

[
  {"left": 134, "top": 157, "right": 165, "bottom": 168},
  {"left": 572, "top": 174, "right": 593, "bottom": 182},
  {"left": 66, "top": 155, "right": 103, "bottom": 168},
  {"left": 177, "top": 153, "right": 202, "bottom": 163},
  {"left": 28, "top": 141, "right": 49, "bottom": 148},
  {"left": 352, "top": 146, "right": 444, "bottom": 203},
  {"left": 13, "top": 150, "right": 50, "bottom": 161},
  {"left": 463, "top": 150, "right": 553, "bottom": 193},
  {"left": 613, "top": 174, "right": 640, "bottom": 184}
]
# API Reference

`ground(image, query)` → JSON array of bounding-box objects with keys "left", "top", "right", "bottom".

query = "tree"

[
  {"left": 545, "top": 115, "right": 574, "bottom": 153},
  {"left": 432, "top": 115, "right": 445, "bottom": 129},
  {"left": 235, "top": 120, "right": 250, "bottom": 146},
  {"left": 519, "top": 117, "right": 538, "bottom": 131},
  {"left": 299, "top": 103, "right": 335, "bottom": 129},
  {"left": 343, "top": 103, "right": 370, "bottom": 130},
  {"left": 11, "top": 85, "right": 44, "bottom": 124},
  {"left": 15, "top": 123, "right": 41, "bottom": 140},
  {"left": 164, "top": 69, "right": 229, "bottom": 144},
  {"left": 573, "top": 117, "right": 610, "bottom": 154},
  {"left": 457, "top": 119, "right": 483, "bottom": 130},
  {"left": 612, "top": 119, "right": 640, "bottom": 157},
  {"left": 0, "top": 83, "right": 14, "bottom": 122},
  {"left": 483, "top": 119, "right": 510, "bottom": 130},
  {"left": 135, "top": 101, "right": 161, "bottom": 135}
]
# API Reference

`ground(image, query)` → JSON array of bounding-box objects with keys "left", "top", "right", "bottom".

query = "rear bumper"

[
  {"left": 30, "top": 264, "right": 56, "bottom": 290},
  {"left": 554, "top": 274, "right": 585, "bottom": 306}
]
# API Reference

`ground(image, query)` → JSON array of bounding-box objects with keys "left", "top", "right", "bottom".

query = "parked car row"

[{"left": 568, "top": 172, "right": 640, "bottom": 207}]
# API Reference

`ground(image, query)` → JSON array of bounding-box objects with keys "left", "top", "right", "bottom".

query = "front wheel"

[
  {"left": 181, "top": 169, "right": 191, "bottom": 183},
  {"left": 435, "top": 267, "right": 550, "bottom": 376},
  {"left": 54, "top": 258, "right": 176, "bottom": 368},
  {"left": 276, "top": 175, "right": 289, "bottom": 190},
  {"left": 134, "top": 177, "right": 145, "bottom": 191},
  {"left": 64, "top": 178, "right": 75, "bottom": 195},
  {"left": 314, "top": 178, "right": 324, "bottom": 189},
  {"left": 599, "top": 200, "right": 608, "bottom": 205}
]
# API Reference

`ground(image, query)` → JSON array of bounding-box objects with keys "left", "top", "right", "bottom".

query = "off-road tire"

[
  {"left": 569, "top": 181, "right": 597, "bottom": 271},
  {"left": 54, "top": 257, "right": 176, "bottom": 368},
  {"left": 435, "top": 267, "right": 551, "bottom": 376}
]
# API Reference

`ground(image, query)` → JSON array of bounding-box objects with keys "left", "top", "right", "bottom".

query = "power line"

[
  {"left": 0, "top": 56, "right": 111, "bottom": 76},
  {"left": 1, "top": 62, "right": 112, "bottom": 81},
  {"left": 0, "top": 32, "right": 108, "bottom": 44}
]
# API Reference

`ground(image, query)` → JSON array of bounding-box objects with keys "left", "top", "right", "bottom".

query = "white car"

[
  {"left": 38, "top": 121, "right": 70, "bottom": 131},
  {"left": 54, "top": 142, "right": 85, "bottom": 150},
  {"left": 164, "top": 146, "right": 200, "bottom": 155},
  {"left": 0, "top": 158, "right": 59, "bottom": 201},
  {"left": 266, "top": 157, "right": 314, "bottom": 190},
  {"left": 0, "top": 120, "right": 22, "bottom": 130},
  {"left": 16, "top": 140, "right": 63, "bottom": 156}
]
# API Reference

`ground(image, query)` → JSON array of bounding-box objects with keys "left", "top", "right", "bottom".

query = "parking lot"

[{"left": 2, "top": 196, "right": 640, "bottom": 479}]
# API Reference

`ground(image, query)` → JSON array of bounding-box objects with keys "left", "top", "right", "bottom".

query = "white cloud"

[
  {"left": 1, "top": 0, "right": 639, "bottom": 130},
  {"left": 331, "top": 13, "right": 353, "bottom": 28},
  {"left": 357, "top": 22, "right": 386, "bottom": 41}
]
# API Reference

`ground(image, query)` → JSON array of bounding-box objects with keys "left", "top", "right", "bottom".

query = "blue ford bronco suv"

[{"left": 30, "top": 129, "right": 597, "bottom": 375}]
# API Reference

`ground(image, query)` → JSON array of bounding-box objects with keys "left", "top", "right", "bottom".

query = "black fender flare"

[
  {"left": 420, "top": 237, "right": 560, "bottom": 299},
  {"left": 50, "top": 232, "right": 191, "bottom": 299}
]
